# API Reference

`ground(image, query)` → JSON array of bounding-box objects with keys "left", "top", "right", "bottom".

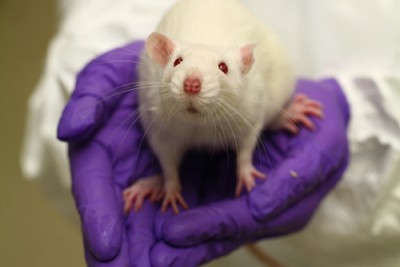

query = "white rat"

[{"left": 123, "top": 0, "right": 322, "bottom": 213}]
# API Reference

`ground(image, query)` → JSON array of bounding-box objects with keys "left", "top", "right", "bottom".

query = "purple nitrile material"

[{"left": 58, "top": 40, "right": 350, "bottom": 266}]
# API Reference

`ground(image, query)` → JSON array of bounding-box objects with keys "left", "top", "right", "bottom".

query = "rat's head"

[{"left": 145, "top": 32, "right": 255, "bottom": 121}]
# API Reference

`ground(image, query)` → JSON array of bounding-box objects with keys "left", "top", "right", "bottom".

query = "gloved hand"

[
  {"left": 58, "top": 40, "right": 350, "bottom": 267},
  {"left": 148, "top": 78, "right": 350, "bottom": 266},
  {"left": 58, "top": 41, "right": 162, "bottom": 266}
]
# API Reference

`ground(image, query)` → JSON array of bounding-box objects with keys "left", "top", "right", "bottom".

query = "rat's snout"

[{"left": 183, "top": 76, "right": 201, "bottom": 95}]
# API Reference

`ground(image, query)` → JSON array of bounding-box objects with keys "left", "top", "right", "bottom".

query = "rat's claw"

[
  {"left": 176, "top": 194, "right": 189, "bottom": 210},
  {"left": 305, "top": 105, "right": 323, "bottom": 118},
  {"left": 293, "top": 94, "right": 307, "bottom": 102},
  {"left": 281, "top": 121, "right": 299, "bottom": 134},
  {"left": 252, "top": 168, "right": 267, "bottom": 179},
  {"left": 236, "top": 179, "right": 254, "bottom": 197},
  {"left": 123, "top": 175, "right": 164, "bottom": 214},
  {"left": 135, "top": 193, "right": 146, "bottom": 212},
  {"left": 296, "top": 114, "right": 315, "bottom": 130},
  {"left": 161, "top": 191, "right": 189, "bottom": 214},
  {"left": 161, "top": 200, "right": 168, "bottom": 213},
  {"left": 236, "top": 165, "right": 267, "bottom": 197},
  {"left": 161, "top": 197, "right": 175, "bottom": 213},
  {"left": 276, "top": 93, "right": 324, "bottom": 134},
  {"left": 123, "top": 189, "right": 138, "bottom": 214},
  {"left": 235, "top": 180, "right": 244, "bottom": 197}
]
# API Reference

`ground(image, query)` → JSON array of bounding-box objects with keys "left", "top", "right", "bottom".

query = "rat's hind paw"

[
  {"left": 236, "top": 164, "right": 267, "bottom": 197},
  {"left": 273, "top": 93, "right": 323, "bottom": 134},
  {"left": 123, "top": 175, "right": 164, "bottom": 214}
]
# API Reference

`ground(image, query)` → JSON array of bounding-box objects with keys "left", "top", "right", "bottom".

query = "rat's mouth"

[
  {"left": 181, "top": 96, "right": 207, "bottom": 116},
  {"left": 186, "top": 105, "right": 200, "bottom": 114}
]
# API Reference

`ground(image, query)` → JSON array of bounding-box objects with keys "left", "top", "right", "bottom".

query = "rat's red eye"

[
  {"left": 173, "top": 57, "right": 183, "bottom": 67},
  {"left": 218, "top": 62, "right": 228, "bottom": 74}
]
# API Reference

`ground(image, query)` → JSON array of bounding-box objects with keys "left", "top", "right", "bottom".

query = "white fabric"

[
  {"left": 261, "top": 57, "right": 400, "bottom": 267},
  {"left": 21, "top": 0, "right": 400, "bottom": 266}
]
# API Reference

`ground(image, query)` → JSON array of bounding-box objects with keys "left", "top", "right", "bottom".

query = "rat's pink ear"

[
  {"left": 146, "top": 32, "right": 175, "bottom": 67},
  {"left": 240, "top": 44, "right": 256, "bottom": 75}
]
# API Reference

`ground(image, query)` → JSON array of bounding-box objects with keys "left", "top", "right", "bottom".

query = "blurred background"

[
  {"left": 0, "top": 3, "right": 262, "bottom": 267},
  {"left": 0, "top": 0, "right": 86, "bottom": 266},
  {"left": 1, "top": 0, "right": 399, "bottom": 266}
]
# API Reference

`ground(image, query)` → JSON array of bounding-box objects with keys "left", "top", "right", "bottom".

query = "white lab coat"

[{"left": 21, "top": 1, "right": 400, "bottom": 266}]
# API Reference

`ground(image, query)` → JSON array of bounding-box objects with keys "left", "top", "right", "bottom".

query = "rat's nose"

[{"left": 183, "top": 77, "right": 201, "bottom": 94}]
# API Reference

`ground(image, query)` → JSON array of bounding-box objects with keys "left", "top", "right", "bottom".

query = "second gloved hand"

[{"left": 145, "top": 78, "right": 350, "bottom": 267}]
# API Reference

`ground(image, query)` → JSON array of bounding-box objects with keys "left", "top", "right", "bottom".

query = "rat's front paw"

[
  {"left": 123, "top": 175, "right": 164, "bottom": 213},
  {"left": 236, "top": 163, "right": 267, "bottom": 196},
  {"left": 161, "top": 182, "right": 189, "bottom": 214},
  {"left": 274, "top": 93, "right": 323, "bottom": 134}
]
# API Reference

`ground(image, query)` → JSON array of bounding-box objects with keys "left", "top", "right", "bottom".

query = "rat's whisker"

[
  {"left": 216, "top": 99, "right": 271, "bottom": 171},
  {"left": 213, "top": 101, "right": 239, "bottom": 153},
  {"left": 110, "top": 100, "right": 154, "bottom": 164},
  {"left": 207, "top": 108, "right": 220, "bottom": 156},
  {"left": 133, "top": 114, "right": 158, "bottom": 178},
  {"left": 74, "top": 82, "right": 170, "bottom": 115},
  {"left": 157, "top": 103, "right": 178, "bottom": 136},
  {"left": 90, "top": 60, "right": 142, "bottom": 68}
]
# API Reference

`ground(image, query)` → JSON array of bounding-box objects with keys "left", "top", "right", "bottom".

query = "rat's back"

[{"left": 156, "top": 0, "right": 265, "bottom": 47}]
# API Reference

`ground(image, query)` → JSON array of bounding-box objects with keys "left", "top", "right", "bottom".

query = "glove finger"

[
  {"left": 151, "top": 239, "right": 242, "bottom": 267},
  {"left": 250, "top": 79, "right": 349, "bottom": 221},
  {"left": 163, "top": 162, "right": 345, "bottom": 248},
  {"left": 84, "top": 232, "right": 130, "bottom": 267},
  {"left": 126, "top": 201, "right": 158, "bottom": 267},
  {"left": 58, "top": 95, "right": 108, "bottom": 141},
  {"left": 69, "top": 142, "right": 124, "bottom": 261},
  {"left": 257, "top": 163, "right": 347, "bottom": 237},
  {"left": 162, "top": 198, "right": 256, "bottom": 246},
  {"left": 58, "top": 41, "right": 145, "bottom": 142},
  {"left": 94, "top": 96, "right": 161, "bottom": 186}
]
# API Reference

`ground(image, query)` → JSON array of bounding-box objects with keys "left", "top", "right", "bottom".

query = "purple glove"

[
  {"left": 145, "top": 78, "right": 350, "bottom": 267},
  {"left": 58, "top": 41, "right": 161, "bottom": 266},
  {"left": 58, "top": 41, "right": 349, "bottom": 267}
]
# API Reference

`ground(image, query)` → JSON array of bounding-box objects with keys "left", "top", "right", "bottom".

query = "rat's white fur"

[{"left": 138, "top": 0, "right": 294, "bottom": 199}]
